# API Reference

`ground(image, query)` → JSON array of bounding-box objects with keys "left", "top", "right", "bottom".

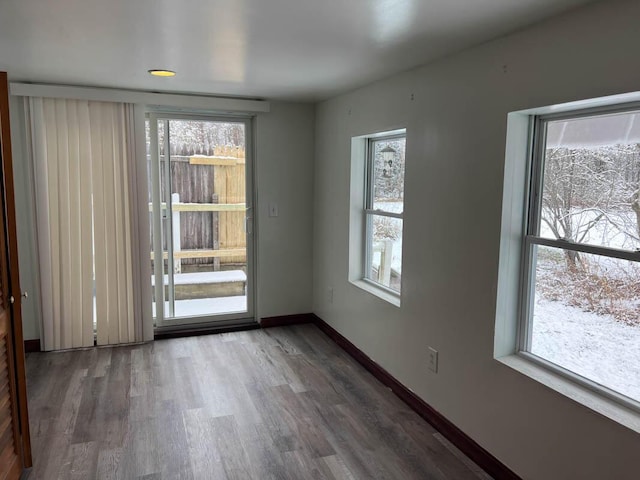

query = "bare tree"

[{"left": 541, "top": 144, "right": 640, "bottom": 269}]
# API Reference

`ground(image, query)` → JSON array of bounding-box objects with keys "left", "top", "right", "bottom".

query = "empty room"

[{"left": 1, "top": 0, "right": 640, "bottom": 478}]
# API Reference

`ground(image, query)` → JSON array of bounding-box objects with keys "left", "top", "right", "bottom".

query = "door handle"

[{"left": 245, "top": 206, "right": 253, "bottom": 235}]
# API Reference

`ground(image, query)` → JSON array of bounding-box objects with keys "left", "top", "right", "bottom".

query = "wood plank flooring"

[{"left": 25, "top": 324, "right": 492, "bottom": 479}]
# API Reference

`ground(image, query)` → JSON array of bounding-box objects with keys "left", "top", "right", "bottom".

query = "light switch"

[{"left": 269, "top": 202, "right": 279, "bottom": 217}]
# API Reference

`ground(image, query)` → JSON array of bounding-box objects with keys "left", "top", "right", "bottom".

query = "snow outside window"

[
  {"left": 364, "top": 134, "right": 405, "bottom": 294},
  {"left": 520, "top": 107, "right": 640, "bottom": 408}
]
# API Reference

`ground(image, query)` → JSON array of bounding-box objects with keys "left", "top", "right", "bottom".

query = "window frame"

[
  {"left": 518, "top": 104, "right": 640, "bottom": 413},
  {"left": 362, "top": 133, "right": 405, "bottom": 296}
]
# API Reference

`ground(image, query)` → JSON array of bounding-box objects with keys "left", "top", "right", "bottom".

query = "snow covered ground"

[
  {"left": 151, "top": 270, "right": 246, "bottom": 287},
  {"left": 531, "top": 206, "right": 640, "bottom": 404},
  {"left": 152, "top": 295, "right": 247, "bottom": 318},
  {"left": 531, "top": 296, "right": 640, "bottom": 403},
  {"left": 372, "top": 201, "right": 403, "bottom": 273}
]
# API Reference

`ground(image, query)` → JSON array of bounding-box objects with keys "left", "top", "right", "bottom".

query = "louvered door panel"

[
  {"left": 0, "top": 339, "right": 12, "bottom": 455},
  {"left": 0, "top": 328, "right": 20, "bottom": 480},
  {"left": 0, "top": 222, "right": 20, "bottom": 480},
  {"left": 0, "top": 71, "right": 27, "bottom": 480}
]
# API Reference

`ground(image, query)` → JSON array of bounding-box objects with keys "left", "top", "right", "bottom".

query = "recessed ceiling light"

[{"left": 148, "top": 69, "right": 176, "bottom": 77}]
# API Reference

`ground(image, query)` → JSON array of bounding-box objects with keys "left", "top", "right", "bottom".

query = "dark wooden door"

[{"left": 0, "top": 71, "right": 31, "bottom": 479}]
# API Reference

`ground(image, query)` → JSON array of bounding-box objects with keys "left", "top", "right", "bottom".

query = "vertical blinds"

[{"left": 28, "top": 98, "right": 142, "bottom": 350}]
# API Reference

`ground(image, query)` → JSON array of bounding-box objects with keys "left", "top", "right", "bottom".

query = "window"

[
  {"left": 363, "top": 134, "right": 406, "bottom": 294},
  {"left": 520, "top": 106, "right": 640, "bottom": 408}
]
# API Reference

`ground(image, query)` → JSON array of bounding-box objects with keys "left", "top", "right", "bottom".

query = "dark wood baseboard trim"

[
  {"left": 310, "top": 313, "right": 521, "bottom": 480},
  {"left": 154, "top": 321, "right": 259, "bottom": 340},
  {"left": 259, "top": 313, "right": 314, "bottom": 328},
  {"left": 24, "top": 339, "right": 41, "bottom": 353}
]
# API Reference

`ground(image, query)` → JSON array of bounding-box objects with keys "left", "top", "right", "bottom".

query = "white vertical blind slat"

[
  {"left": 55, "top": 99, "right": 72, "bottom": 349},
  {"left": 78, "top": 102, "right": 94, "bottom": 347},
  {"left": 91, "top": 103, "right": 108, "bottom": 346},
  {"left": 113, "top": 107, "right": 132, "bottom": 344},
  {"left": 111, "top": 107, "right": 125, "bottom": 343},
  {"left": 66, "top": 101, "right": 80, "bottom": 347},
  {"left": 101, "top": 105, "right": 118, "bottom": 345},
  {"left": 121, "top": 108, "right": 135, "bottom": 343},
  {"left": 29, "top": 97, "right": 144, "bottom": 350},
  {"left": 29, "top": 98, "right": 54, "bottom": 350},
  {"left": 107, "top": 106, "right": 119, "bottom": 344},
  {"left": 43, "top": 100, "right": 62, "bottom": 349}
]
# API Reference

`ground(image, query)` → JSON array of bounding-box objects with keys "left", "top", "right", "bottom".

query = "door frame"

[{"left": 147, "top": 111, "right": 257, "bottom": 330}]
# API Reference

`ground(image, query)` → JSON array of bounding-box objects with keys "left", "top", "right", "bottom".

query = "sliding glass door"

[{"left": 147, "top": 113, "right": 254, "bottom": 328}]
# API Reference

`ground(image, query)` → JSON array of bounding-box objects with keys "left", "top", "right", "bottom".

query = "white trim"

[
  {"left": 148, "top": 113, "right": 256, "bottom": 328},
  {"left": 496, "top": 92, "right": 640, "bottom": 430},
  {"left": 363, "top": 133, "right": 405, "bottom": 294},
  {"left": 354, "top": 127, "right": 406, "bottom": 140},
  {"left": 348, "top": 137, "right": 367, "bottom": 283},
  {"left": 156, "top": 312, "right": 255, "bottom": 328},
  {"left": 364, "top": 209, "right": 403, "bottom": 219},
  {"left": 10, "top": 82, "right": 270, "bottom": 113},
  {"left": 526, "top": 236, "right": 640, "bottom": 262},
  {"left": 348, "top": 129, "right": 405, "bottom": 305},
  {"left": 148, "top": 114, "right": 164, "bottom": 326},
  {"left": 518, "top": 351, "right": 640, "bottom": 414},
  {"left": 350, "top": 279, "right": 401, "bottom": 308},
  {"left": 516, "top": 91, "right": 640, "bottom": 116}
]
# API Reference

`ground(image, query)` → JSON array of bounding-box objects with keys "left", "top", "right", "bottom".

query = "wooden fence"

[{"left": 150, "top": 146, "right": 247, "bottom": 269}]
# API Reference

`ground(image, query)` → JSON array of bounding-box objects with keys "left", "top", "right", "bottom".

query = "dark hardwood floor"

[{"left": 25, "top": 324, "right": 492, "bottom": 479}]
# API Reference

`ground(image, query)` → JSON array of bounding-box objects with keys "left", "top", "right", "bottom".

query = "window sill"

[
  {"left": 497, "top": 354, "right": 640, "bottom": 434},
  {"left": 350, "top": 279, "right": 401, "bottom": 307}
]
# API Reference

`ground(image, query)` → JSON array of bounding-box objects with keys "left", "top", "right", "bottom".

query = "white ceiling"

[{"left": 0, "top": 0, "right": 597, "bottom": 102}]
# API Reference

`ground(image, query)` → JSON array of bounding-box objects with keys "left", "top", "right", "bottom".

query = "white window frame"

[
  {"left": 496, "top": 93, "right": 640, "bottom": 430},
  {"left": 362, "top": 133, "right": 405, "bottom": 295},
  {"left": 146, "top": 111, "right": 256, "bottom": 331},
  {"left": 348, "top": 128, "right": 405, "bottom": 307},
  {"left": 518, "top": 104, "right": 640, "bottom": 413}
]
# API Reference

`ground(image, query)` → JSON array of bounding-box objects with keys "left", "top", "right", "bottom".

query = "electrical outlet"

[
  {"left": 328, "top": 287, "right": 334, "bottom": 304},
  {"left": 428, "top": 347, "right": 438, "bottom": 373}
]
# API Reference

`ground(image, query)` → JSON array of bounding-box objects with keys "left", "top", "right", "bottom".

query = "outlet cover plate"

[{"left": 428, "top": 347, "right": 438, "bottom": 373}]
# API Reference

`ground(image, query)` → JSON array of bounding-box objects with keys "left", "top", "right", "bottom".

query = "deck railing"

[
  {"left": 372, "top": 240, "right": 394, "bottom": 285},
  {"left": 150, "top": 192, "right": 247, "bottom": 272}
]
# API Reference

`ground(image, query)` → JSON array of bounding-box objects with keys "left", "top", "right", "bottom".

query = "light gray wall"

[
  {"left": 10, "top": 99, "right": 315, "bottom": 339},
  {"left": 312, "top": 0, "right": 640, "bottom": 479},
  {"left": 255, "top": 102, "right": 314, "bottom": 319},
  {"left": 10, "top": 96, "right": 41, "bottom": 340}
]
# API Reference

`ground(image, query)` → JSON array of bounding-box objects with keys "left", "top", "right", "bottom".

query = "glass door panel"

[{"left": 147, "top": 114, "right": 253, "bottom": 327}]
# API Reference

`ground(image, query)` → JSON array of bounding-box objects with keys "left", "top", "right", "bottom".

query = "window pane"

[
  {"left": 372, "top": 137, "right": 405, "bottom": 213},
  {"left": 529, "top": 244, "right": 640, "bottom": 403},
  {"left": 366, "top": 214, "right": 402, "bottom": 292},
  {"left": 539, "top": 111, "right": 640, "bottom": 252}
]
